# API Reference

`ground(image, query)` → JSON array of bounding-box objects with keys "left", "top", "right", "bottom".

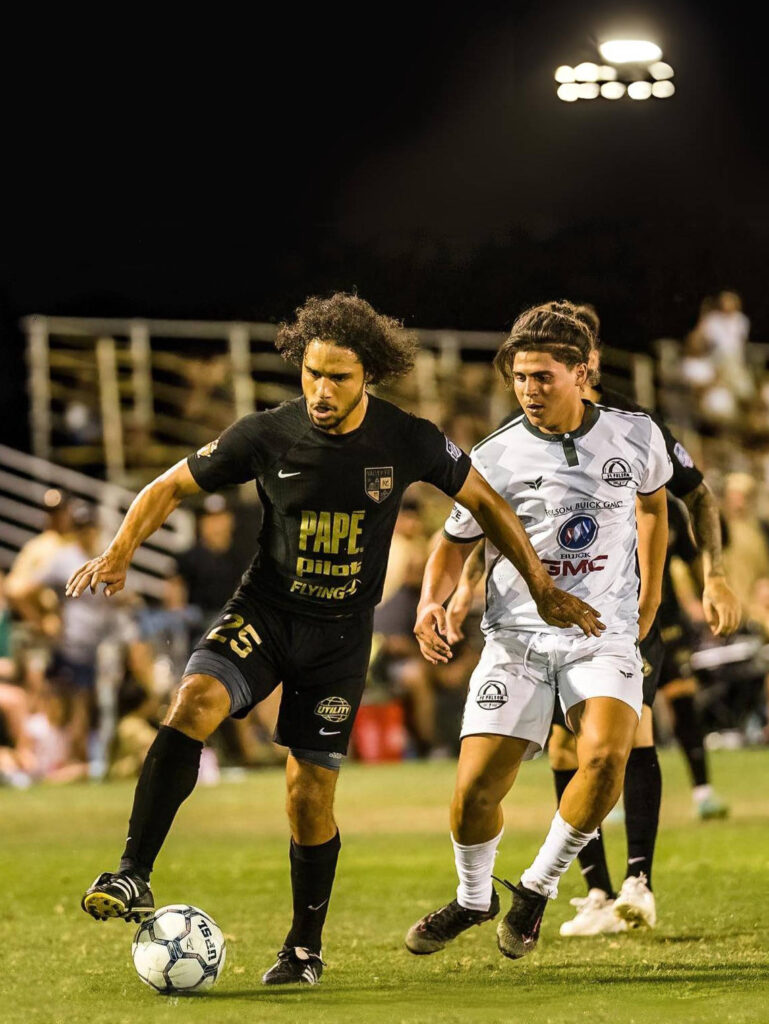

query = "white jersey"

[{"left": 444, "top": 402, "right": 672, "bottom": 636}]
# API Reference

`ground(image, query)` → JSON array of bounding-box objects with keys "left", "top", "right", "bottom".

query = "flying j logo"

[
  {"left": 477, "top": 681, "right": 508, "bottom": 710},
  {"left": 602, "top": 457, "right": 632, "bottom": 487},
  {"left": 365, "top": 467, "right": 394, "bottom": 503},
  {"left": 557, "top": 513, "right": 599, "bottom": 551},
  {"left": 315, "top": 697, "right": 352, "bottom": 723},
  {"left": 524, "top": 476, "right": 544, "bottom": 491}
]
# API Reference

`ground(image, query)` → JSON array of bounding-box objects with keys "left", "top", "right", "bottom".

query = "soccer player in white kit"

[{"left": 405, "top": 301, "right": 671, "bottom": 960}]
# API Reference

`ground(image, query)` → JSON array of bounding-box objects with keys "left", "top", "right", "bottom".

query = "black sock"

[
  {"left": 119, "top": 725, "right": 203, "bottom": 881},
  {"left": 669, "top": 694, "right": 709, "bottom": 788},
  {"left": 623, "top": 746, "right": 661, "bottom": 890},
  {"left": 284, "top": 831, "right": 341, "bottom": 955},
  {"left": 553, "top": 767, "right": 615, "bottom": 898}
]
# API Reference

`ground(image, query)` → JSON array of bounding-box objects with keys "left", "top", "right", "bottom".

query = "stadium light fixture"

[
  {"left": 555, "top": 37, "right": 674, "bottom": 102},
  {"left": 598, "top": 40, "right": 662, "bottom": 63}
]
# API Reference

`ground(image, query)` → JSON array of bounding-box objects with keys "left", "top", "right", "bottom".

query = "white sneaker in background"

[
  {"left": 613, "top": 873, "right": 657, "bottom": 928},
  {"left": 559, "top": 888, "right": 629, "bottom": 936}
]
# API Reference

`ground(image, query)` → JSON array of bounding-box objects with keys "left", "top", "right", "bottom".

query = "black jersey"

[
  {"left": 187, "top": 395, "right": 471, "bottom": 618},
  {"left": 658, "top": 497, "right": 699, "bottom": 629}
]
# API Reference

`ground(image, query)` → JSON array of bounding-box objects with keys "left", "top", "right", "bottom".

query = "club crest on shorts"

[
  {"left": 602, "top": 457, "right": 632, "bottom": 487},
  {"left": 476, "top": 681, "right": 508, "bottom": 710},
  {"left": 314, "top": 696, "right": 352, "bottom": 723},
  {"left": 365, "top": 467, "right": 394, "bottom": 503},
  {"left": 197, "top": 438, "right": 220, "bottom": 458}
]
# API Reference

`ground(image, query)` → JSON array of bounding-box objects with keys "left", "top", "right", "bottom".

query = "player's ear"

[{"left": 575, "top": 362, "right": 588, "bottom": 387}]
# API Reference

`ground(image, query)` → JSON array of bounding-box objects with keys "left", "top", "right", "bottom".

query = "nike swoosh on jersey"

[
  {"left": 278, "top": 469, "right": 301, "bottom": 478},
  {"left": 319, "top": 727, "right": 341, "bottom": 735}
]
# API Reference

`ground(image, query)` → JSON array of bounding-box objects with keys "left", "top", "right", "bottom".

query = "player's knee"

[
  {"left": 452, "top": 777, "right": 500, "bottom": 828},
  {"left": 580, "top": 747, "right": 627, "bottom": 791},
  {"left": 167, "top": 674, "right": 230, "bottom": 739}
]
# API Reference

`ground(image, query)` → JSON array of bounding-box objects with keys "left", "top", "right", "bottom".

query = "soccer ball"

[{"left": 132, "top": 904, "right": 226, "bottom": 993}]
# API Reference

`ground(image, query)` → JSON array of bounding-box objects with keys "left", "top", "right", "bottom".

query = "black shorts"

[
  {"left": 551, "top": 627, "right": 663, "bottom": 731},
  {"left": 657, "top": 622, "right": 695, "bottom": 688},
  {"left": 184, "top": 588, "right": 374, "bottom": 757}
]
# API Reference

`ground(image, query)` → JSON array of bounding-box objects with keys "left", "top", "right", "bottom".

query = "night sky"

[{"left": 2, "top": 1, "right": 766, "bottom": 448}]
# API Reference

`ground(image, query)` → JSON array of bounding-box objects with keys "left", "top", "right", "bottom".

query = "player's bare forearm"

[
  {"left": 682, "top": 481, "right": 724, "bottom": 579},
  {"left": 415, "top": 536, "right": 473, "bottom": 663},
  {"left": 682, "top": 481, "right": 741, "bottom": 634},
  {"left": 635, "top": 488, "right": 668, "bottom": 639},
  {"left": 445, "top": 540, "right": 485, "bottom": 643},
  {"left": 66, "top": 460, "right": 201, "bottom": 598},
  {"left": 453, "top": 468, "right": 604, "bottom": 635}
]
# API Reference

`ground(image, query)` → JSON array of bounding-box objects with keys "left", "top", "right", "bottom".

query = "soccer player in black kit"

[{"left": 69, "top": 292, "right": 602, "bottom": 985}]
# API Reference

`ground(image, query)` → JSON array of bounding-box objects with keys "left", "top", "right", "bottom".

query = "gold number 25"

[{"left": 206, "top": 614, "right": 263, "bottom": 659}]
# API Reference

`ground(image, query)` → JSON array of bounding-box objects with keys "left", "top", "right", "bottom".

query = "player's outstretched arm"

[
  {"left": 445, "top": 539, "right": 485, "bottom": 644},
  {"left": 682, "top": 481, "right": 742, "bottom": 636},
  {"left": 415, "top": 535, "right": 474, "bottom": 664},
  {"left": 452, "top": 468, "right": 605, "bottom": 637},
  {"left": 66, "top": 460, "right": 202, "bottom": 598},
  {"left": 635, "top": 487, "right": 669, "bottom": 641}
]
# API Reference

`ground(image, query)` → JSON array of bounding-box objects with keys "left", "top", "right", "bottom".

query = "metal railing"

[
  {"left": 0, "top": 444, "right": 194, "bottom": 600},
  {"left": 23, "top": 314, "right": 654, "bottom": 485}
]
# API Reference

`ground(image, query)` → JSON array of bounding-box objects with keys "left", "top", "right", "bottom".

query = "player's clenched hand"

[
  {"left": 702, "top": 576, "right": 742, "bottom": 637},
  {"left": 65, "top": 550, "right": 129, "bottom": 599},
  {"left": 445, "top": 583, "right": 473, "bottom": 645},
  {"left": 414, "top": 603, "right": 453, "bottom": 664},
  {"left": 533, "top": 584, "right": 605, "bottom": 637}
]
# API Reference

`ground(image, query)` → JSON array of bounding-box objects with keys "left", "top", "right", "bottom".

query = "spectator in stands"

[
  {"left": 173, "top": 495, "right": 248, "bottom": 628},
  {"left": 722, "top": 473, "right": 769, "bottom": 613},
  {"left": 12, "top": 502, "right": 122, "bottom": 765},
  {"left": 698, "top": 291, "right": 752, "bottom": 398}
]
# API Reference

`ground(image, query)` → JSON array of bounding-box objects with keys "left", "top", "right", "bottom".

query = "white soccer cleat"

[
  {"left": 559, "top": 888, "right": 629, "bottom": 936},
  {"left": 613, "top": 873, "right": 656, "bottom": 928}
]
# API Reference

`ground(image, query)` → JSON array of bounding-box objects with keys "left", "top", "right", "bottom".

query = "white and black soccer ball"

[{"left": 132, "top": 904, "right": 226, "bottom": 993}]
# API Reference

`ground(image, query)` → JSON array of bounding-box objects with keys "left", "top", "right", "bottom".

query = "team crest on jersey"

[
  {"left": 558, "top": 513, "right": 599, "bottom": 551},
  {"left": 314, "top": 697, "right": 352, "bottom": 723},
  {"left": 602, "top": 457, "right": 632, "bottom": 487},
  {"left": 197, "top": 438, "right": 220, "bottom": 458},
  {"left": 365, "top": 467, "right": 394, "bottom": 503},
  {"left": 477, "top": 681, "right": 508, "bottom": 710}
]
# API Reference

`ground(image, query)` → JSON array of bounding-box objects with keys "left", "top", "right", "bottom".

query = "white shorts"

[{"left": 460, "top": 629, "right": 643, "bottom": 761}]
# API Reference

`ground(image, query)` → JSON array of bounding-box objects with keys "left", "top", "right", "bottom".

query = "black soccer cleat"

[
  {"left": 405, "top": 888, "right": 500, "bottom": 954},
  {"left": 494, "top": 877, "right": 548, "bottom": 960},
  {"left": 261, "top": 946, "right": 325, "bottom": 985},
  {"left": 81, "top": 871, "right": 154, "bottom": 923}
]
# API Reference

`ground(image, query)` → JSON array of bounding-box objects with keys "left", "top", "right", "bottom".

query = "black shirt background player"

[{"left": 187, "top": 395, "right": 470, "bottom": 617}]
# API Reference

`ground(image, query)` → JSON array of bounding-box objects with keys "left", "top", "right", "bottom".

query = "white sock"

[
  {"left": 520, "top": 811, "right": 597, "bottom": 900},
  {"left": 452, "top": 828, "right": 504, "bottom": 911},
  {"left": 693, "top": 784, "right": 713, "bottom": 803}
]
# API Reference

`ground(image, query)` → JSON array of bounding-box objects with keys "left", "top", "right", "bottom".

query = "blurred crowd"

[{"left": 2, "top": 292, "right": 769, "bottom": 787}]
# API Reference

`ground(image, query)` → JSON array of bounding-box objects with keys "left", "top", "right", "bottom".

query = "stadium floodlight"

[
  {"left": 598, "top": 65, "right": 618, "bottom": 81},
  {"left": 578, "top": 83, "right": 600, "bottom": 99},
  {"left": 574, "top": 62, "right": 600, "bottom": 82},
  {"left": 627, "top": 81, "right": 653, "bottom": 100},
  {"left": 600, "top": 81, "right": 626, "bottom": 99},
  {"left": 652, "top": 80, "right": 675, "bottom": 98},
  {"left": 649, "top": 61, "right": 674, "bottom": 80},
  {"left": 599, "top": 39, "right": 662, "bottom": 63},
  {"left": 555, "top": 65, "right": 576, "bottom": 83},
  {"left": 557, "top": 82, "right": 580, "bottom": 102}
]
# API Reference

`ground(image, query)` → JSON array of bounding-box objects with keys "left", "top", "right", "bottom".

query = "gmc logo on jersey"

[{"left": 543, "top": 555, "right": 608, "bottom": 577}]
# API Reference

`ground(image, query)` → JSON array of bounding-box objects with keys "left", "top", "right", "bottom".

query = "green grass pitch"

[{"left": 2, "top": 748, "right": 768, "bottom": 1023}]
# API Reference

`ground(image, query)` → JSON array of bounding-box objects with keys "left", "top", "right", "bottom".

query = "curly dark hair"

[
  {"left": 275, "top": 292, "right": 418, "bottom": 385},
  {"left": 493, "top": 299, "right": 597, "bottom": 388}
]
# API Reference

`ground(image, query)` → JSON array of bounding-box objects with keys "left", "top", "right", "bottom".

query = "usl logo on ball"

[
  {"left": 132, "top": 905, "right": 226, "bottom": 993},
  {"left": 557, "top": 514, "right": 599, "bottom": 551}
]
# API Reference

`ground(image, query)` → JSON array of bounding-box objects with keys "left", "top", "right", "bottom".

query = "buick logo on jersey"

[
  {"left": 602, "top": 458, "right": 632, "bottom": 487},
  {"left": 365, "top": 467, "right": 394, "bottom": 503},
  {"left": 558, "top": 514, "right": 599, "bottom": 551},
  {"left": 315, "top": 697, "right": 352, "bottom": 723},
  {"left": 477, "top": 681, "right": 509, "bottom": 710}
]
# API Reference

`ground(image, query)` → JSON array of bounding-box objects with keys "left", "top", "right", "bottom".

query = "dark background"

[{"left": 2, "top": 1, "right": 766, "bottom": 449}]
